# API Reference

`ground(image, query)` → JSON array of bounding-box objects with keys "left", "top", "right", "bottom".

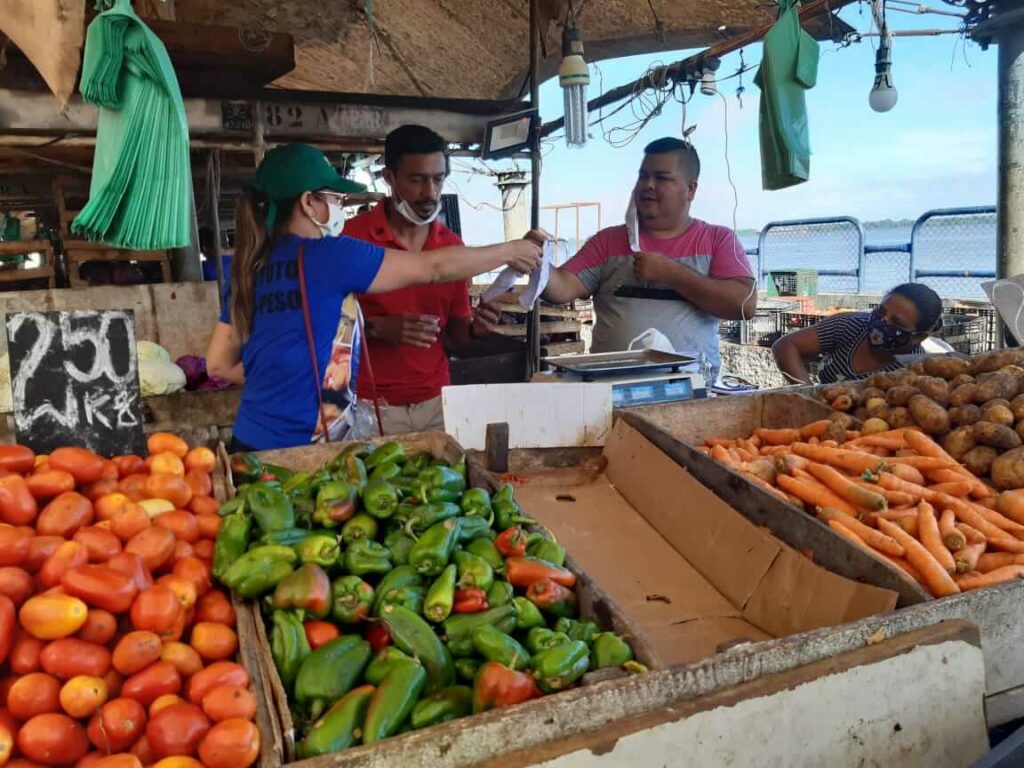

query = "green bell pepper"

[
  {"left": 271, "top": 564, "right": 332, "bottom": 618},
  {"left": 555, "top": 618, "right": 600, "bottom": 645},
  {"left": 513, "top": 596, "right": 545, "bottom": 631},
  {"left": 403, "top": 502, "right": 460, "bottom": 536},
  {"left": 442, "top": 604, "right": 516, "bottom": 657},
  {"left": 295, "top": 635, "right": 373, "bottom": 719},
  {"left": 525, "top": 627, "right": 570, "bottom": 655},
  {"left": 247, "top": 484, "right": 295, "bottom": 534},
  {"left": 229, "top": 453, "right": 263, "bottom": 485},
  {"left": 215, "top": 496, "right": 245, "bottom": 518},
  {"left": 270, "top": 609, "right": 310, "bottom": 693},
  {"left": 455, "top": 515, "right": 493, "bottom": 544},
  {"left": 454, "top": 550, "right": 494, "bottom": 592},
  {"left": 454, "top": 657, "right": 482, "bottom": 683},
  {"left": 377, "top": 603, "right": 455, "bottom": 693},
  {"left": 344, "top": 540, "right": 393, "bottom": 577},
  {"left": 530, "top": 640, "right": 590, "bottom": 693},
  {"left": 370, "top": 461, "right": 401, "bottom": 482},
  {"left": 486, "top": 580, "right": 514, "bottom": 608},
  {"left": 465, "top": 538, "right": 504, "bottom": 573},
  {"left": 339, "top": 454, "right": 369, "bottom": 488},
  {"left": 212, "top": 512, "right": 251, "bottom": 580},
  {"left": 472, "top": 624, "right": 530, "bottom": 670},
  {"left": 402, "top": 451, "right": 432, "bottom": 477},
  {"left": 313, "top": 480, "right": 358, "bottom": 528},
  {"left": 220, "top": 545, "right": 297, "bottom": 598},
  {"left": 297, "top": 684, "right": 374, "bottom": 758},
  {"left": 410, "top": 685, "right": 472, "bottom": 729},
  {"left": 492, "top": 484, "right": 534, "bottom": 530},
  {"left": 362, "top": 477, "right": 399, "bottom": 520},
  {"left": 409, "top": 518, "right": 460, "bottom": 577},
  {"left": 459, "top": 487, "right": 493, "bottom": 519},
  {"left": 363, "top": 658, "right": 426, "bottom": 744},
  {"left": 295, "top": 533, "right": 341, "bottom": 568},
  {"left": 384, "top": 584, "right": 426, "bottom": 614},
  {"left": 383, "top": 530, "right": 416, "bottom": 566},
  {"left": 261, "top": 463, "right": 294, "bottom": 484},
  {"left": 364, "top": 646, "right": 412, "bottom": 685},
  {"left": 331, "top": 575, "right": 375, "bottom": 624},
  {"left": 423, "top": 564, "right": 457, "bottom": 623},
  {"left": 414, "top": 466, "right": 466, "bottom": 505},
  {"left": 527, "top": 537, "right": 567, "bottom": 568},
  {"left": 365, "top": 441, "right": 405, "bottom": 471},
  {"left": 341, "top": 512, "right": 379, "bottom": 544},
  {"left": 371, "top": 566, "right": 424, "bottom": 614},
  {"left": 590, "top": 632, "right": 634, "bottom": 670},
  {"left": 391, "top": 475, "right": 418, "bottom": 498},
  {"left": 281, "top": 470, "right": 312, "bottom": 495},
  {"left": 257, "top": 528, "right": 312, "bottom": 548}
]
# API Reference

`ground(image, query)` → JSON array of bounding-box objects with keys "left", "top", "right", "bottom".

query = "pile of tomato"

[{"left": 0, "top": 434, "right": 260, "bottom": 768}]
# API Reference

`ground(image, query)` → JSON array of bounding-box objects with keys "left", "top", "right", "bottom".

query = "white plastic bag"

[
  {"left": 482, "top": 241, "right": 553, "bottom": 309},
  {"left": 627, "top": 328, "right": 675, "bottom": 354},
  {"left": 625, "top": 197, "right": 640, "bottom": 253}
]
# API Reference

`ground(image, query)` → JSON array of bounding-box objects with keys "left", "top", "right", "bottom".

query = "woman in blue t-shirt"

[{"left": 206, "top": 144, "right": 540, "bottom": 450}]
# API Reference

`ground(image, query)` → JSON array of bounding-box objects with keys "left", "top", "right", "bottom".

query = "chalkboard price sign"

[{"left": 6, "top": 310, "right": 146, "bottom": 457}]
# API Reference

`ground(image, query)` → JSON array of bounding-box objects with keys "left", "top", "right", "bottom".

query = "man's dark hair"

[
  {"left": 888, "top": 282, "right": 943, "bottom": 332},
  {"left": 384, "top": 125, "right": 449, "bottom": 173},
  {"left": 643, "top": 137, "right": 700, "bottom": 180}
]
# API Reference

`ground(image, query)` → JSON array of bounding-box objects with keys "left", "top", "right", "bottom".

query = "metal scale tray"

[{"left": 543, "top": 349, "right": 696, "bottom": 381}]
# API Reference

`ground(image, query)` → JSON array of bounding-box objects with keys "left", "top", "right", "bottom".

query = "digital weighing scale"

[{"left": 542, "top": 350, "right": 707, "bottom": 408}]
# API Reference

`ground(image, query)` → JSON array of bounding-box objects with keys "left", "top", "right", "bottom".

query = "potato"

[
  {"left": 964, "top": 446, "right": 1000, "bottom": 478},
  {"left": 914, "top": 376, "right": 950, "bottom": 407},
  {"left": 1016, "top": 420, "right": 1024, "bottom": 443},
  {"left": 822, "top": 384, "right": 856, "bottom": 404},
  {"left": 950, "top": 404, "right": 983, "bottom": 427},
  {"left": 862, "top": 418, "right": 890, "bottom": 435},
  {"left": 829, "top": 411, "right": 857, "bottom": 430},
  {"left": 991, "top": 446, "right": 1024, "bottom": 490},
  {"left": 866, "top": 372, "right": 898, "bottom": 390},
  {"left": 923, "top": 356, "right": 972, "bottom": 380},
  {"left": 853, "top": 407, "right": 869, "bottom": 422},
  {"left": 973, "top": 349, "right": 1024, "bottom": 375},
  {"left": 942, "top": 426, "right": 977, "bottom": 461},
  {"left": 908, "top": 361, "right": 925, "bottom": 375},
  {"left": 894, "top": 370, "right": 918, "bottom": 386},
  {"left": 889, "top": 407, "right": 912, "bottom": 428},
  {"left": 950, "top": 374, "right": 975, "bottom": 390},
  {"left": 861, "top": 387, "right": 886, "bottom": 403},
  {"left": 982, "top": 404, "right": 1016, "bottom": 428},
  {"left": 865, "top": 401, "right": 891, "bottom": 421},
  {"left": 1000, "top": 366, "right": 1024, "bottom": 387},
  {"left": 984, "top": 398, "right": 1012, "bottom": 410},
  {"left": 908, "top": 394, "right": 951, "bottom": 435},
  {"left": 949, "top": 384, "right": 978, "bottom": 407},
  {"left": 821, "top": 420, "right": 848, "bottom": 444},
  {"left": 974, "top": 372, "right": 1019, "bottom": 404},
  {"left": 1011, "top": 394, "right": 1024, "bottom": 422},
  {"left": 831, "top": 394, "right": 854, "bottom": 412},
  {"left": 973, "top": 421, "right": 1023, "bottom": 450},
  {"left": 885, "top": 385, "right": 920, "bottom": 407}
]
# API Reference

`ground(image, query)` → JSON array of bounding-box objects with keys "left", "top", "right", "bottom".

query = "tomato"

[
  {"left": 62, "top": 565, "right": 138, "bottom": 614},
  {"left": 0, "top": 710, "right": 17, "bottom": 740},
  {"left": 0, "top": 722, "right": 12, "bottom": 767},
  {"left": 149, "top": 694, "right": 186, "bottom": 718},
  {"left": 150, "top": 757, "right": 204, "bottom": 768},
  {"left": 88, "top": 698, "right": 146, "bottom": 753},
  {"left": 25, "top": 536, "right": 64, "bottom": 574},
  {"left": 191, "top": 540, "right": 214, "bottom": 562},
  {"left": 304, "top": 620, "right": 340, "bottom": 650},
  {"left": 149, "top": 453, "right": 185, "bottom": 478},
  {"left": 124, "top": 528, "right": 175, "bottom": 573},
  {"left": 158, "top": 643, "right": 202, "bottom": 679},
  {"left": 193, "top": 513, "right": 220, "bottom": 541},
  {"left": 91, "top": 755, "right": 143, "bottom": 768},
  {"left": 36, "top": 493, "right": 94, "bottom": 538},
  {"left": 47, "top": 448, "right": 105, "bottom": 485},
  {"left": 96, "top": 493, "right": 135, "bottom": 522},
  {"left": 70, "top": 527, "right": 121, "bottom": 563},
  {"left": 102, "top": 667, "right": 124, "bottom": 699},
  {"left": 185, "top": 663, "right": 248, "bottom": 707},
  {"left": 108, "top": 505, "right": 150, "bottom": 544},
  {"left": 147, "top": 434, "right": 189, "bottom": 460},
  {"left": 182, "top": 471, "right": 211, "bottom": 499},
  {"left": 111, "top": 455, "right": 144, "bottom": 480},
  {"left": 7, "top": 673, "right": 61, "bottom": 720},
  {"left": 189, "top": 494, "right": 220, "bottom": 518},
  {"left": 99, "top": 459, "right": 119, "bottom": 481},
  {"left": 0, "top": 476, "right": 38, "bottom": 526},
  {"left": 40, "top": 638, "right": 110, "bottom": 680},
  {"left": 0, "top": 445, "right": 35, "bottom": 475},
  {"left": 143, "top": 476, "right": 192, "bottom": 511},
  {"left": 156, "top": 575, "right": 197, "bottom": 612},
  {"left": 183, "top": 448, "right": 216, "bottom": 475},
  {"left": 198, "top": 718, "right": 259, "bottom": 768},
  {"left": 10, "top": 629, "right": 43, "bottom": 674},
  {"left": 112, "top": 632, "right": 163, "bottom": 676},
  {"left": 0, "top": 594, "right": 13, "bottom": 668},
  {"left": 26, "top": 470, "right": 76, "bottom": 501},
  {"left": 129, "top": 734, "right": 156, "bottom": 765},
  {"left": 146, "top": 703, "right": 210, "bottom": 759},
  {"left": 105, "top": 553, "right": 153, "bottom": 593},
  {"left": 0, "top": 528, "right": 31, "bottom": 568},
  {"left": 38, "top": 541, "right": 89, "bottom": 589},
  {"left": 0, "top": 568, "right": 33, "bottom": 607},
  {"left": 81, "top": 478, "right": 119, "bottom": 504},
  {"left": 75, "top": 610, "right": 117, "bottom": 645},
  {"left": 138, "top": 499, "right": 174, "bottom": 519},
  {"left": 171, "top": 558, "right": 211, "bottom": 597},
  {"left": 20, "top": 593, "right": 88, "bottom": 640},
  {"left": 199, "top": 685, "right": 256, "bottom": 723},
  {"left": 118, "top": 475, "right": 149, "bottom": 503},
  {"left": 154, "top": 511, "right": 199, "bottom": 544},
  {"left": 18, "top": 713, "right": 88, "bottom": 764},
  {"left": 59, "top": 675, "right": 109, "bottom": 719},
  {"left": 129, "top": 586, "right": 182, "bottom": 638},
  {"left": 170, "top": 542, "right": 193, "bottom": 564},
  {"left": 121, "top": 662, "right": 181, "bottom": 708},
  {"left": 188, "top": 623, "right": 237, "bottom": 663},
  {"left": 193, "top": 591, "right": 234, "bottom": 627}
]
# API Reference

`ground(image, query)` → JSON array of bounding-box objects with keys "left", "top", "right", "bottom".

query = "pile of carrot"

[{"left": 700, "top": 421, "right": 1024, "bottom": 598}]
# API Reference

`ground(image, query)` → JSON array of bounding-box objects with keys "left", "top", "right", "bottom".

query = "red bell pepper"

[
  {"left": 271, "top": 563, "right": 332, "bottom": 618},
  {"left": 304, "top": 620, "right": 341, "bottom": 650},
  {"left": 365, "top": 622, "right": 392, "bottom": 651},
  {"left": 505, "top": 557, "right": 577, "bottom": 589},
  {"left": 452, "top": 587, "right": 488, "bottom": 614},
  {"left": 526, "top": 578, "right": 577, "bottom": 618},
  {"left": 495, "top": 527, "right": 528, "bottom": 558},
  {"left": 472, "top": 661, "right": 540, "bottom": 713}
]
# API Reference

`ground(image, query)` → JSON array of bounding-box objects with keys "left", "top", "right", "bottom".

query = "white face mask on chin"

[
  {"left": 394, "top": 194, "right": 442, "bottom": 227},
  {"left": 311, "top": 202, "right": 346, "bottom": 238}
]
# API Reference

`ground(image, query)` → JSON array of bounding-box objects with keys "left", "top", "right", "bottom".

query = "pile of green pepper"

[{"left": 213, "top": 441, "right": 640, "bottom": 758}]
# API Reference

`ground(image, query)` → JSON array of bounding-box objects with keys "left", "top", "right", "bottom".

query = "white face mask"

[
  {"left": 393, "top": 193, "right": 442, "bottom": 227},
  {"left": 311, "top": 201, "right": 346, "bottom": 238}
]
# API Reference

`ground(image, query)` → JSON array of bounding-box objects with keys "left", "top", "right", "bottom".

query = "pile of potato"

[{"left": 819, "top": 349, "right": 1024, "bottom": 491}]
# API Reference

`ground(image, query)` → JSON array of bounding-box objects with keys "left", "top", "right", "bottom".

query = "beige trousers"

[{"left": 375, "top": 395, "right": 445, "bottom": 435}]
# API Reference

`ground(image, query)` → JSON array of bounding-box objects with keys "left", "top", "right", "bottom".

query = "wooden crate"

[
  {"left": 63, "top": 240, "right": 172, "bottom": 287},
  {"left": 0, "top": 240, "right": 56, "bottom": 289}
]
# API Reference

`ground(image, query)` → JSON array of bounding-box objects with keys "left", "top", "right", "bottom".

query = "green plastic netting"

[{"left": 72, "top": 0, "right": 193, "bottom": 250}]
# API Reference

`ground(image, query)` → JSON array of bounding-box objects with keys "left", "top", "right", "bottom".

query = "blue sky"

[{"left": 450, "top": 4, "right": 997, "bottom": 245}]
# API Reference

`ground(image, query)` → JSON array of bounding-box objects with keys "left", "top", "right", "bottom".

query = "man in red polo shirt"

[{"left": 347, "top": 125, "right": 499, "bottom": 434}]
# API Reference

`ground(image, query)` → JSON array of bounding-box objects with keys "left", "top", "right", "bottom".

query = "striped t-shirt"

[{"left": 815, "top": 311, "right": 923, "bottom": 383}]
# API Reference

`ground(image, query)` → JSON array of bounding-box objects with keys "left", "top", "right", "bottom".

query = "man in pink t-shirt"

[{"left": 542, "top": 138, "right": 756, "bottom": 377}]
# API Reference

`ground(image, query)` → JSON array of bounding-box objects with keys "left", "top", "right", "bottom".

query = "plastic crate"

[
  {"left": 767, "top": 269, "right": 819, "bottom": 297},
  {"left": 937, "top": 311, "right": 989, "bottom": 355}
]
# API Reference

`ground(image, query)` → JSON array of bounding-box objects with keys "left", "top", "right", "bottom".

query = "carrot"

[
  {"left": 754, "top": 428, "right": 800, "bottom": 446},
  {"left": 800, "top": 420, "right": 831, "bottom": 439},
  {"left": 854, "top": 479, "right": 917, "bottom": 507},
  {"left": 954, "top": 565, "right": 1024, "bottom": 591},
  {"left": 903, "top": 429, "right": 994, "bottom": 498},
  {"left": 776, "top": 474, "right": 857, "bottom": 515},
  {"left": 775, "top": 454, "right": 809, "bottom": 476},
  {"left": 917, "top": 502, "right": 956, "bottom": 575},
  {"left": 727, "top": 448, "right": 743, "bottom": 464},
  {"left": 738, "top": 438, "right": 760, "bottom": 457},
  {"left": 951, "top": 505, "right": 1024, "bottom": 554},
  {"left": 928, "top": 481, "right": 972, "bottom": 498},
  {"left": 827, "top": 519, "right": 867, "bottom": 548},
  {"left": 939, "top": 509, "right": 965, "bottom": 551},
  {"left": 887, "top": 463, "right": 926, "bottom": 486},
  {"left": 804, "top": 462, "right": 888, "bottom": 511},
  {"left": 735, "top": 447, "right": 757, "bottom": 462},
  {"left": 867, "top": 510, "right": 919, "bottom": 537},
  {"left": 977, "top": 552, "right": 1024, "bottom": 573},
  {"left": 976, "top": 496, "right": 997, "bottom": 508},
  {"left": 826, "top": 520, "right": 922, "bottom": 582},
  {"left": 953, "top": 542, "right": 986, "bottom": 574},
  {"left": 927, "top": 468, "right": 967, "bottom": 486},
  {"left": 886, "top": 456, "right": 960, "bottom": 471},
  {"left": 996, "top": 490, "right": 1024, "bottom": 525},
  {"left": 851, "top": 436, "right": 906, "bottom": 451},
  {"left": 807, "top": 436, "right": 821, "bottom": 446},
  {"left": 956, "top": 523, "right": 986, "bottom": 545},
  {"left": 749, "top": 435, "right": 762, "bottom": 449},
  {"left": 706, "top": 437, "right": 737, "bottom": 448},
  {"left": 744, "top": 474, "right": 791, "bottom": 504},
  {"left": 848, "top": 427, "right": 917, "bottom": 444},
  {"left": 711, "top": 444, "right": 738, "bottom": 468},
  {"left": 791, "top": 443, "right": 886, "bottom": 475},
  {"left": 846, "top": 431, "right": 862, "bottom": 441},
  {"left": 817, "top": 507, "right": 905, "bottom": 557},
  {"left": 973, "top": 504, "right": 1024, "bottom": 537},
  {"left": 877, "top": 518, "right": 961, "bottom": 597}
]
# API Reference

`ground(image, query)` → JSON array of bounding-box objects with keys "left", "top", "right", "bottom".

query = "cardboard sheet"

[{"left": 513, "top": 420, "right": 898, "bottom": 668}]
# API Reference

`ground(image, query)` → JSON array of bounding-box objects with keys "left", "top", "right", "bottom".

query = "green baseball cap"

[{"left": 252, "top": 143, "right": 367, "bottom": 227}]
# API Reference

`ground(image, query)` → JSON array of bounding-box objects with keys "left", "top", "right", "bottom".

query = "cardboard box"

[{"left": 513, "top": 419, "right": 898, "bottom": 667}]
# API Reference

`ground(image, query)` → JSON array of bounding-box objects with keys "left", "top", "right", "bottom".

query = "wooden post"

[{"left": 485, "top": 422, "right": 510, "bottom": 473}]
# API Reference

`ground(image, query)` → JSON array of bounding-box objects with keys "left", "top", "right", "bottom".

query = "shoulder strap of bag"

[{"left": 296, "top": 244, "right": 330, "bottom": 443}]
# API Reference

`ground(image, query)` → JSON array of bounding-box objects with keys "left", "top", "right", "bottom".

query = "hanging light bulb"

[
  {"left": 869, "top": 36, "right": 898, "bottom": 112},
  {"left": 559, "top": 25, "right": 590, "bottom": 148}
]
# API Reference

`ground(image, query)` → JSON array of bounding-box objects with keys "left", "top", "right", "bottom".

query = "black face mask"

[{"left": 867, "top": 309, "right": 915, "bottom": 351}]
